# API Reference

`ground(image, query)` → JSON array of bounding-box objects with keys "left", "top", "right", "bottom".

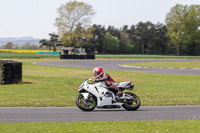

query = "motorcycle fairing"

[{"left": 81, "top": 84, "right": 123, "bottom": 107}]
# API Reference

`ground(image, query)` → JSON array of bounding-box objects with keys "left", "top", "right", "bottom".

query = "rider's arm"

[{"left": 95, "top": 73, "right": 109, "bottom": 82}]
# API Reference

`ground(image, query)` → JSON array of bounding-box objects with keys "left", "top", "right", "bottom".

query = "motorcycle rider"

[{"left": 92, "top": 67, "right": 123, "bottom": 98}]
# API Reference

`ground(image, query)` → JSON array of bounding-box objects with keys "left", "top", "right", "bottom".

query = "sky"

[{"left": 1, "top": 0, "right": 200, "bottom": 39}]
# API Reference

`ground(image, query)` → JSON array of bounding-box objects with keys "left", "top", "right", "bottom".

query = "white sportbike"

[{"left": 76, "top": 79, "right": 141, "bottom": 111}]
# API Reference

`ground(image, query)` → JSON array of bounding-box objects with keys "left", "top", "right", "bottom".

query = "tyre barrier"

[
  {"left": 60, "top": 54, "right": 95, "bottom": 60},
  {"left": 0, "top": 60, "right": 22, "bottom": 85}
]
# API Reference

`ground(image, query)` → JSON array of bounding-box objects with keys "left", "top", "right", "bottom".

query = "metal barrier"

[{"left": 36, "top": 52, "right": 61, "bottom": 54}]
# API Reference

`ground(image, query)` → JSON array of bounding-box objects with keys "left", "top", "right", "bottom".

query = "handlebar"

[{"left": 89, "top": 80, "right": 96, "bottom": 84}]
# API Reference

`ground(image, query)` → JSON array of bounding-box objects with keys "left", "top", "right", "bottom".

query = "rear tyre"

[
  {"left": 76, "top": 94, "right": 97, "bottom": 111},
  {"left": 122, "top": 92, "right": 141, "bottom": 111}
]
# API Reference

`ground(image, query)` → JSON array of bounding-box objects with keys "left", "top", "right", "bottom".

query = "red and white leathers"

[
  {"left": 93, "top": 67, "right": 123, "bottom": 97},
  {"left": 94, "top": 73, "right": 122, "bottom": 97},
  {"left": 95, "top": 73, "right": 117, "bottom": 89}
]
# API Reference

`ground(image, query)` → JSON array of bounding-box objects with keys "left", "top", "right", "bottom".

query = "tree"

[
  {"left": 135, "top": 22, "right": 155, "bottom": 54},
  {"left": 39, "top": 33, "right": 61, "bottom": 52},
  {"left": 106, "top": 25, "right": 134, "bottom": 53},
  {"left": 49, "top": 33, "right": 62, "bottom": 52},
  {"left": 150, "top": 23, "right": 169, "bottom": 54},
  {"left": 103, "top": 32, "right": 119, "bottom": 54},
  {"left": 165, "top": 4, "right": 200, "bottom": 55},
  {"left": 39, "top": 39, "right": 51, "bottom": 51},
  {"left": 166, "top": 4, "right": 187, "bottom": 55},
  {"left": 118, "top": 25, "right": 134, "bottom": 53},
  {"left": 4, "top": 42, "right": 14, "bottom": 49},
  {"left": 89, "top": 24, "right": 106, "bottom": 53},
  {"left": 182, "top": 5, "right": 200, "bottom": 55},
  {"left": 55, "top": 1, "right": 95, "bottom": 47},
  {"left": 107, "top": 26, "right": 120, "bottom": 38},
  {"left": 129, "top": 25, "right": 139, "bottom": 53},
  {"left": 60, "top": 24, "right": 94, "bottom": 47}
]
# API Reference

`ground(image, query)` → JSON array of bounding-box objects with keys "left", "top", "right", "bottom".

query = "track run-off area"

[
  {"left": 1, "top": 59, "right": 199, "bottom": 122},
  {"left": 36, "top": 60, "right": 200, "bottom": 75}
]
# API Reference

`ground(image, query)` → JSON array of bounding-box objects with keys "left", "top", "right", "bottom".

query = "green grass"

[
  {"left": 125, "top": 61, "right": 200, "bottom": 69},
  {"left": 0, "top": 53, "right": 59, "bottom": 59},
  {"left": 0, "top": 58, "right": 200, "bottom": 132},
  {"left": 0, "top": 59, "right": 85, "bottom": 106},
  {"left": 0, "top": 120, "right": 200, "bottom": 133},
  {"left": 1, "top": 53, "right": 200, "bottom": 59},
  {"left": 0, "top": 59, "right": 200, "bottom": 106},
  {"left": 96, "top": 54, "right": 200, "bottom": 59}
]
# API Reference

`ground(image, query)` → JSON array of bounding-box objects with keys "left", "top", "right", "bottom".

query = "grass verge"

[
  {"left": 96, "top": 54, "right": 200, "bottom": 59},
  {"left": 0, "top": 59, "right": 199, "bottom": 106},
  {"left": 1, "top": 53, "right": 200, "bottom": 59},
  {"left": 0, "top": 120, "right": 200, "bottom": 133},
  {"left": 125, "top": 61, "right": 200, "bottom": 69}
]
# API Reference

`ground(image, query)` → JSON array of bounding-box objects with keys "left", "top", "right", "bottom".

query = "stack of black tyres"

[
  {"left": 60, "top": 54, "right": 95, "bottom": 59},
  {"left": 0, "top": 60, "right": 22, "bottom": 85}
]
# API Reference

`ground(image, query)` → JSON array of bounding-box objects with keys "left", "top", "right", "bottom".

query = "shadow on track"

[{"left": 84, "top": 109, "right": 148, "bottom": 112}]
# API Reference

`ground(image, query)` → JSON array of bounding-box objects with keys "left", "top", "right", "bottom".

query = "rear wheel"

[
  {"left": 122, "top": 92, "right": 141, "bottom": 111},
  {"left": 76, "top": 94, "right": 97, "bottom": 111}
]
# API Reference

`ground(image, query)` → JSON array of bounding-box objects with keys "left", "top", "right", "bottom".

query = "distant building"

[
  {"left": 60, "top": 47, "right": 95, "bottom": 59},
  {"left": 61, "top": 47, "right": 86, "bottom": 55}
]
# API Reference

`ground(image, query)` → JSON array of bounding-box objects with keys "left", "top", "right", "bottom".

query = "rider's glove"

[{"left": 90, "top": 81, "right": 96, "bottom": 84}]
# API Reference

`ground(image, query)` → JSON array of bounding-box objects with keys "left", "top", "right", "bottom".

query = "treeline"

[
  {"left": 41, "top": 21, "right": 200, "bottom": 55},
  {"left": 41, "top": 2, "right": 200, "bottom": 56},
  {"left": 85, "top": 22, "right": 171, "bottom": 55}
]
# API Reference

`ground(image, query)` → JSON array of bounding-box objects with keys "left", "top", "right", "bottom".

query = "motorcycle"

[{"left": 76, "top": 79, "right": 141, "bottom": 111}]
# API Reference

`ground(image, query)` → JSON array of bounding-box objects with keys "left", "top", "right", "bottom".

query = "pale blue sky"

[{"left": 1, "top": 0, "right": 200, "bottom": 39}]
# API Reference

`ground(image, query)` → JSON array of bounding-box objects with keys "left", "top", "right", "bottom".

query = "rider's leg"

[
  {"left": 112, "top": 85, "right": 123, "bottom": 98},
  {"left": 106, "top": 81, "right": 123, "bottom": 98}
]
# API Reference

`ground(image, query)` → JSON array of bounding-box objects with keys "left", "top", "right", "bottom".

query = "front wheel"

[
  {"left": 76, "top": 94, "right": 97, "bottom": 111},
  {"left": 122, "top": 92, "right": 141, "bottom": 111}
]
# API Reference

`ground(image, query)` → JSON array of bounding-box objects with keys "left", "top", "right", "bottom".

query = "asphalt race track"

[
  {"left": 36, "top": 60, "right": 200, "bottom": 75},
  {"left": 0, "top": 106, "right": 200, "bottom": 122}
]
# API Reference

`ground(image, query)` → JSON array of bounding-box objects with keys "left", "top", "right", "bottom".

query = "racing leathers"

[{"left": 94, "top": 73, "right": 123, "bottom": 97}]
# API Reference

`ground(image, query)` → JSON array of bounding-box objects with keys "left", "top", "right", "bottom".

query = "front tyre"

[
  {"left": 76, "top": 94, "right": 97, "bottom": 111},
  {"left": 122, "top": 92, "right": 141, "bottom": 111}
]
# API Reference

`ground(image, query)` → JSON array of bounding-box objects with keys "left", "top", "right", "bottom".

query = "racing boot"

[{"left": 116, "top": 90, "right": 123, "bottom": 100}]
